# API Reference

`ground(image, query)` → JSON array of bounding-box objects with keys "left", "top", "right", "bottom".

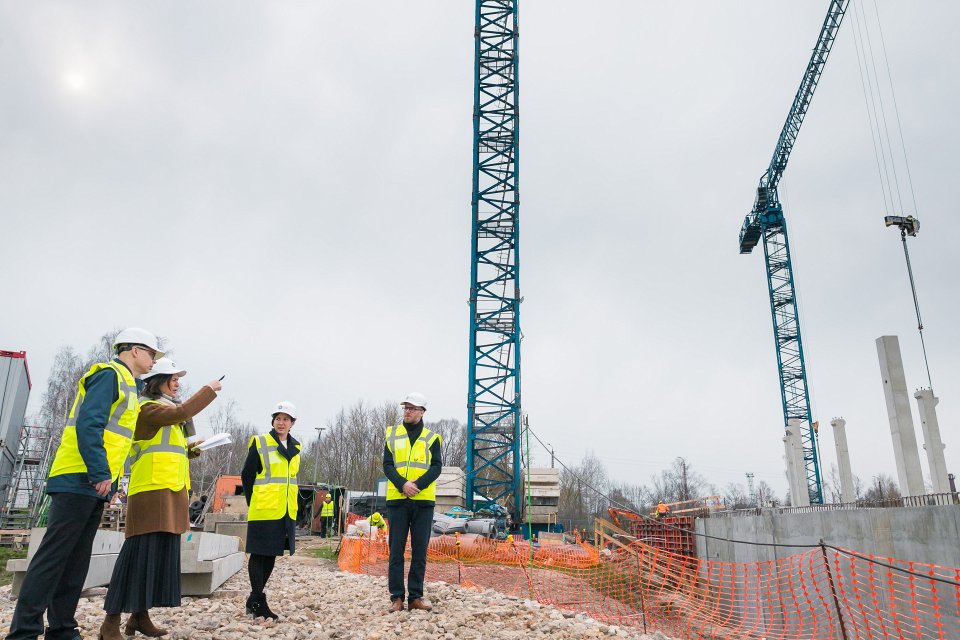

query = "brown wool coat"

[{"left": 124, "top": 386, "right": 217, "bottom": 538}]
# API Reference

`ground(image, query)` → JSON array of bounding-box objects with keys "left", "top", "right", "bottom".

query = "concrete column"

[
  {"left": 876, "top": 336, "right": 925, "bottom": 497},
  {"left": 786, "top": 420, "right": 810, "bottom": 507},
  {"left": 783, "top": 433, "right": 797, "bottom": 506},
  {"left": 915, "top": 389, "right": 949, "bottom": 493},
  {"left": 830, "top": 417, "right": 856, "bottom": 503}
]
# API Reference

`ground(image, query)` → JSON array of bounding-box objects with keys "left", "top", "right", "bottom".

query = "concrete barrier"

[
  {"left": 7, "top": 529, "right": 244, "bottom": 598},
  {"left": 180, "top": 531, "right": 245, "bottom": 596},
  {"left": 6, "top": 528, "right": 125, "bottom": 596}
]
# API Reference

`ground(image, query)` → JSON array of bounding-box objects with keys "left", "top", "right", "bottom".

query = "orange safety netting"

[{"left": 338, "top": 520, "right": 960, "bottom": 639}]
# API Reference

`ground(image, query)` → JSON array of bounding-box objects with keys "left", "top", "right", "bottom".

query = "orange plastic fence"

[{"left": 339, "top": 520, "right": 960, "bottom": 639}]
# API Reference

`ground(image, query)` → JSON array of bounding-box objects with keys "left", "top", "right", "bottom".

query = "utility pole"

[
  {"left": 745, "top": 472, "right": 756, "bottom": 508},
  {"left": 312, "top": 426, "right": 326, "bottom": 487}
]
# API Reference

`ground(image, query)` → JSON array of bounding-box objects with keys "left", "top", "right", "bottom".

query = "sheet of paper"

[{"left": 192, "top": 432, "right": 232, "bottom": 451}]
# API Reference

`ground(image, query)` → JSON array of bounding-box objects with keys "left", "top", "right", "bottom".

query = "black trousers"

[
  {"left": 386, "top": 501, "right": 434, "bottom": 603},
  {"left": 319, "top": 515, "right": 334, "bottom": 538},
  {"left": 7, "top": 493, "right": 105, "bottom": 640}
]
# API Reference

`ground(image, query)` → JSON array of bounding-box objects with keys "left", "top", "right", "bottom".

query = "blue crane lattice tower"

[
  {"left": 738, "top": 0, "right": 849, "bottom": 505},
  {"left": 467, "top": 0, "right": 522, "bottom": 519}
]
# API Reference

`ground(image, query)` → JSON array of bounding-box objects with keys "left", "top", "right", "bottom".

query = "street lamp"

[
  {"left": 312, "top": 426, "right": 325, "bottom": 486},
  {"left": 312, "top": 426, "right": 325, "bottom": 521}
]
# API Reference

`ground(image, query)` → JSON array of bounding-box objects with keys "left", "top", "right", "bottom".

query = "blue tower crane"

[
  {"left": 739, "top": 0, "right": 850, "bottom": 505},
  {"left": 467, "top": 0, "right": 522, "bottom": 519}
]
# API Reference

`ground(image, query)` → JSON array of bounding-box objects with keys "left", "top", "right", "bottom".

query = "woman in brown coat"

[{"left": 98, "top": 358, "right": 222, "bottom": 640}]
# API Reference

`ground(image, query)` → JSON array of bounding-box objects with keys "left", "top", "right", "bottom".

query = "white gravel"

[{"left": 0, "top": 548, "right": 676, "bottom": 640}]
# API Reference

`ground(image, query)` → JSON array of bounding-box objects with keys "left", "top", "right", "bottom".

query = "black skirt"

[
  {"left": 245, "top": 515, "right": 296, "bottom": 556},
  {"left": 104, "top": 532, "right": 181, "bottom": 614}
]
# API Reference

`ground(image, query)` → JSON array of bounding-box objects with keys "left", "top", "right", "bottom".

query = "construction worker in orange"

[
  {"left": 383, "top": 392, "right": 442, "bottom": 613},
  {"left": 655, "top": 501, "right": 671, "bottom": 520}
]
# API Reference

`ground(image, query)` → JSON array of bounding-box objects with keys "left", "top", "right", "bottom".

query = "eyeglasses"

[
  {"left": 135, "top": 345, "right": 158, "bottom": 360},
  {"left": 402, "top": 406, "right": 423, "bottom": 412}
]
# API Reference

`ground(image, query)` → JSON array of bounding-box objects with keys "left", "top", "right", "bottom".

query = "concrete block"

[
  {"left": 181, "top": 552, "right": 245, "bottom": 596},
  {"left": 9, "top": 553, "right": 119, "bottom": 597},
  {"left": 212, "top": 522, "right": 248, "bottom": 550},
  {"left": 24, "top": 528, "right": 125, "bottom": 560},
  {"left": 181, "top": 531, "right": 240, "bottom": 561}
]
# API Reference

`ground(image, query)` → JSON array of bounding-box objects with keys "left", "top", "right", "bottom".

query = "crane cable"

[
  {"left": 851, "top": 0, "right": 933, "bottom": 389},
  {"left": 850, "top": 0, "right": 919, "bottom": 218}
]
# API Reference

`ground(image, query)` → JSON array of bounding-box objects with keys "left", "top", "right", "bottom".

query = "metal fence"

[{"left": 709, "top": 492, "right": 960, "bottom": 518}]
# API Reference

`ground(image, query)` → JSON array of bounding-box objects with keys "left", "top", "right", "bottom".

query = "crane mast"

[
  {"left": 467, "top": 0, "right": 522, "bottom": 519},
  {"left": 738, "top": 0, "right": 849, "bottom": 505}
]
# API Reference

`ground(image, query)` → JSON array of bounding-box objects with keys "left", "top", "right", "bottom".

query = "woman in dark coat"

[
  {"left": 98, "top": 358, "right": 222, "bottom": 640},
  {"left": 241, "top": 401, "right": 301, "bottom": 620}
]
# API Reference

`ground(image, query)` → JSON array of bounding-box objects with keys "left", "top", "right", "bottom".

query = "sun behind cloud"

[{"left": 63, "top": 71, "right": 87, "bottom": 92}]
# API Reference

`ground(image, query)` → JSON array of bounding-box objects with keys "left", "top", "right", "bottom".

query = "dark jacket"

[
  {"left": 382, "top": 419, "right": 443, "bottom": 507},
  {"left": 242, "top": 429, "right": 300, "bottom": 556}
]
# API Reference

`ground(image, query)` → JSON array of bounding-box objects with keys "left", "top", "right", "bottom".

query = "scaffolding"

[{"left": 0, "top": 424, "right": 53, "bottom": 530}]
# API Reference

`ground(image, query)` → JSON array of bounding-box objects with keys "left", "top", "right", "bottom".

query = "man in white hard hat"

[
  {"left": 382, "top": 392, "right": 443, "bottom": 612},
  {"left": 7, "top": 328, "right": 163, "bottom": 640}
]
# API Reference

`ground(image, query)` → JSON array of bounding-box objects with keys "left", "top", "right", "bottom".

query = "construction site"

[{"left": 1, "top": 1, "right": 959, "bottom": 639}]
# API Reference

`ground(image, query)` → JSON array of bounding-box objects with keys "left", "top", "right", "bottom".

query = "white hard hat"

[
  {"left": 142, "top": 357, "right": 187, "bottom": 380},
  {"left": 402, "top": 392, "right": 427, "bottom": 410},
  {"left": 113, "top": 328, "right": 165, "bottom": 358},
  {"left": 272, "top": 401, "right": 298, "bottom": 420}
]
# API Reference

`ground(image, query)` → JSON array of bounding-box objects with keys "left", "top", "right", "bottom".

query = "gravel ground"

[{"left": 0, "top": 540, "right": 674, "bottom": 640}]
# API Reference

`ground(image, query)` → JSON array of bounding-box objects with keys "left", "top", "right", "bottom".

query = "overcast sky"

[{"left": 1, "top": 1, "right": 957, "bottom": 500}]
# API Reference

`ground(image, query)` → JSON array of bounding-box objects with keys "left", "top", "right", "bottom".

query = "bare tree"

[
  {"left": 755, "top": 480, "right": 778, "bottom": 507},
  {"left": 723, "top": 482, "right": 752, "bottom": 510},
  {"left": 39, "top": 329, "right": 121, "bottom": 450},
  {"left": 430, "top": 418, "right": 466, "bottom": 469},
  {"left": 862, "top": 473, "right": 900, "bottom": 502},
  {"left": 651, "top": 457, "right": 709, "bottom": 504},
  {"left": 558, "top": 450, "right": 609, "bottom": 530},
  {"left": 189, "top": 399, "right": 257, "bottom": 497}
]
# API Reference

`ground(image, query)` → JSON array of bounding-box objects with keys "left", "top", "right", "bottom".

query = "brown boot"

[
  {"left": 98, "top": 614, "right": 123, "bottom": 640},
  {"left": 388, "top": 598, "right": 404, "bottom": 612},
  {"left": 408, "top": 598, "right": 433, "bottom": 611},
  {"left": 124, "top": 610, "right": 169, "bottom": 637}
]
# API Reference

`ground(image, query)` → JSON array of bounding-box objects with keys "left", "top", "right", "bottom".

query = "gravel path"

[{"left": 0, "top": 542, "right": 674, "bottom": 640}]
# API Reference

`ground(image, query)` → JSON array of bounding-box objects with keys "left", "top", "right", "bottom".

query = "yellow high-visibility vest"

[
  {"left": 127, "top": 398, "right": 190, "bottom": 496},
  {"left": 248, "top": 433, "right": 300, "bottom": 521},
  {"left": 384, "top": 424, "right": 441, "bottom": 502},
  {"left": 49, "top": 361, "right": 139, "bottom": 483},
  {"left": 320, "top": 498, "right": 334, "bottom": 517}
]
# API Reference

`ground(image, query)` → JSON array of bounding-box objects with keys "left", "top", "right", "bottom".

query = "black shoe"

[
  {"left": 251, "top": 593, "right": 279, "bottom": 620},
  {"left": 245, "top": 593, "right": 256, "bottom": 615}
]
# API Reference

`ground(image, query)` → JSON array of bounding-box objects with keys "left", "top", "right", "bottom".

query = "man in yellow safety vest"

[
  {"left": 319, "top": 492, "right": 335, "bottom": 538},
  {"left": 6, "top": 328, "right": 163, "bottom": 640},
  {"left": 382, "top": 392, "right": 442, "bottom": 613}
]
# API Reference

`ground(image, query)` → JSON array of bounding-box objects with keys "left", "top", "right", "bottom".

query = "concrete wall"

[{"left": 697, "top": 506, "right": 960, "bottom": 569}]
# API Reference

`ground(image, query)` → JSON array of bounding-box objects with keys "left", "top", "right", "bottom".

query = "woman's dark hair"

[{"left": 142, "top": 374, "right": 173, "bottom": 399}]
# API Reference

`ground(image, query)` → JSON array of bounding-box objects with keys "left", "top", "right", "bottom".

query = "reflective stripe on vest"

[
  {"left": 248, "top": 433, "right": 300, "bottom": 521},
  {"left": 127, "top": 398, "right": 190, "bottom": 496},
  {"left": 49, "top": 361, "right": 139, "bottom": 483},
  {"left": 384, "top": 424, "right": 441, "bottom": 502}
]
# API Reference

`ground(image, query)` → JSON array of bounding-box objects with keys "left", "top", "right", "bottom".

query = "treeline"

[{"left": 187, "top": 399, "right": 467, "bottom": 498}]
